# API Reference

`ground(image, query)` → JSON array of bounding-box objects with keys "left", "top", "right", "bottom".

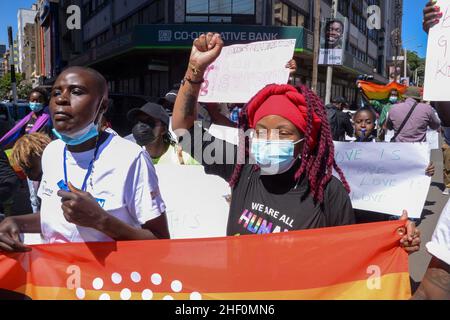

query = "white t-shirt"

[
  {"left": 37, "top": 133, "right": 166, "bottom": 243},
  {"left": 426, "top": 199, "right": 450, "bottom": 265}
]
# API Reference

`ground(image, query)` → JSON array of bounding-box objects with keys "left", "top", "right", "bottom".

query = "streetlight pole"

[
  {"left": 7, "top": 26, "right": 18, "bottom": 106},
  {"left": 325, "top": 0, "right": 339, "bottom": 105},
  {"left": 311, "top": 0, "right": 321, "bottom": 93}
]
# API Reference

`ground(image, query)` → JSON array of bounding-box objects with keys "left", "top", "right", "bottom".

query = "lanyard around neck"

[{"left": 63, "top": 136, "right": 102, "bottom": 192}]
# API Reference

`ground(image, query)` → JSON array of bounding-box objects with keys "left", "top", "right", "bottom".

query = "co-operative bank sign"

[{"left": 133, "top": 24, "right": 304, "bottom": 50}]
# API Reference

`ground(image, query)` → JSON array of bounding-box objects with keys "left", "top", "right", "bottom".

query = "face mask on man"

[
  {"left": 251, "top": 138, "right": 304, "bottom": 175},
  {"left": 389, "top": 96, "right": 398, "bottom": 103},
  {"left": 52, "top": 98, "right": 103, "bottom": 146},
  {"left": 132, "top": 122, "right": 156, "bottom": 147},
  {"left": 29, "top": 102, "right": 44, "bottom": 113}
]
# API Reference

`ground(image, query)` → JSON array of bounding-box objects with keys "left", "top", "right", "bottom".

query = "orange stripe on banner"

[
  {"left": 12, "top": 272, "right": 410, "bottom": 300},
  {"left": 0, "top": 221, "right": 410, "bottom": 300}
]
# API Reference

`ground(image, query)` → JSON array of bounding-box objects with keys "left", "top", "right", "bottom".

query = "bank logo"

[{"left": 159, "top": 30, "right": 172, "bottom": 42}]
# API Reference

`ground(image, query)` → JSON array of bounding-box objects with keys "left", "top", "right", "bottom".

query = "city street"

[{"left": 410, "top": 138, "right": 447, "bottom": 290}]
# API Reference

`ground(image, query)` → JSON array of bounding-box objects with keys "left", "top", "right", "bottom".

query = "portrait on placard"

[{"left": 319, "top": 18, "right": 348, "bottom": 65}]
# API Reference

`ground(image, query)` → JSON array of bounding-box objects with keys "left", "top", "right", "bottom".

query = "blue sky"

[
  {"left": 1, "top": 0, "right": 428, "bottom": 57},
  {"left": 402, "top": 0, "right": 428, "bottom": 57},
  {"left": 0, "top": 0, "right": 36, "bottom": 47}
]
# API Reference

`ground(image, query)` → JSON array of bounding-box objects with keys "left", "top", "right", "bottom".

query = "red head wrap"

[{"left": 246, "top": 84, "right": 322, "bottom": 149}]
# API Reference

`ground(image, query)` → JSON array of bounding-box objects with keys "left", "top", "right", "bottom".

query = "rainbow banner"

[
  {"left": 358, "top": 81, "right": 408, "bottom": 101},
  {"left": 0, "top": 221, "right": 411, "bottom": 300}
]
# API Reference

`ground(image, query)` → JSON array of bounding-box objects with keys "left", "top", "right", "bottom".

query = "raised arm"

[{"left": 172, "top": 33, "right": 224, "bottom": 134}]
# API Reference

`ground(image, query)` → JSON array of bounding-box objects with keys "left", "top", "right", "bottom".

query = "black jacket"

[
  {"left": 0, "top": 147, "right": 20, "bottom": 202},
  {"left": 326, "top": 104, "right": 354, "bottom": 141}
]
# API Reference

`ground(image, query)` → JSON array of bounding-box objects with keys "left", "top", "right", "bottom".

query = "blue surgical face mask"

[
  {"left": 251, "top": 138, "right": 304, "bottom": 176},
  {"left": 52, "top": 98, "right": 103, "bottom": 146},
  {"left": 389, "top": 96, "right": 398, "bottom": 103},
  {"left": 52, "top": 122, "right": 99, "bottom": 146},
  {"left": 29, "top": 102, "right": 44, "bottom": 112}
]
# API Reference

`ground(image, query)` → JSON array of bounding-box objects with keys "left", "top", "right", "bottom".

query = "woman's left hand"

[
  {"left": 57, "top": 182, "right": 107, "bottom": 230},
  {"left": 425, "top": 161, "right": 435, "bottom": 177},
  {"left": 398, "top": 210, "right": 421, "bottom": 254},
  {"left": 286, "top": 59, "right": 297, "bottom": 75}
]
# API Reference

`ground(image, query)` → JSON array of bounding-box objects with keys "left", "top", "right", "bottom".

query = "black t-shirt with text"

[{"left": 180, "top": 124, "right": 355, "bottom": 236}]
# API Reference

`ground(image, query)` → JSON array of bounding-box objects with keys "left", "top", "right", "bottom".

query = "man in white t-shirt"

[
  {"left": 0, "top": 66, "right": 169, "bottom": 251},
  {"left": 412, "top": 200, "right": 450, "bottom": 299}
]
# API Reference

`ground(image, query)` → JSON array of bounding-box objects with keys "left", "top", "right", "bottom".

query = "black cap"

[
  {"left": 127, "top": 102, "right": 170, "bottom": 127},
  {"left": 159, "top": 89, "right": 178, "bottom": 105},
  {"left": 332, "top": 96, "right": 347, "bottom": 104}
]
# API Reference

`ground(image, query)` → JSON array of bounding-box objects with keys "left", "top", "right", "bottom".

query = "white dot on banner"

[
  {"left": 120, "top": 288, "right": 132, "bottom": 300},
  {"left": 99, "top": 293, "right": 110, "bottom": 300},
  {"left": 190, "top": 292, "right": 202, "bottom": 300},
  {"left": 75, "top": 288, "right": 85, "bottom": 299},
  {"left": 171, "top": 280, "right": 182, "bottom": 293},
  {"left": 151, "top": 273, "right": 162, "bottom": 285},
  {"left": 111, "top": 273, "right": 122, "bottom": 284},
  {"left": 141, "top": 289, "right": 153, "bottom": 300},
  {"left": 163, "top": 295, "right": 174, "bottom": 300},
  {"left": 92, "top": 277, "right": 104, "bottom": 290},
  {"left": 131, "top": 271, "right": 141, "bottom": 283}
]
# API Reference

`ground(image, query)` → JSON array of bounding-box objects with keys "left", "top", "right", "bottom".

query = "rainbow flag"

[
  {"left": 358, "top": 81, "right": 408, "bottom": 101},
  {"left": 0, "top": 221, "right": 411, "bottom": 300}
]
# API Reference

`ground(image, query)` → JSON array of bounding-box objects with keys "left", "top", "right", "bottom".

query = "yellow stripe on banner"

[{"left": 15, "top": 272, "right": 411, "bottom": 300}]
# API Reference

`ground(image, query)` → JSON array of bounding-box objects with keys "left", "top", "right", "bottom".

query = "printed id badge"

[{"left": 58, "top": 179, "right": 105, "bottom": 208}]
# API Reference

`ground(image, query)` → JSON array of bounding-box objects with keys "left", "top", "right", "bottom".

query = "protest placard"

[
  {"left": 155, "top": 165, "right": 229, "bottom": 239},
  {"left": 197, "top": 39, "right": 296, "bottom": 103},
  {"left": 334, "top": 142, "right": 431, "bottom": 218},
  {"left": 318, "top": 18, "right": 348, "bottom": 65},
  {"left": 424, "top": 0, "right": 450, "bottom": 100}
]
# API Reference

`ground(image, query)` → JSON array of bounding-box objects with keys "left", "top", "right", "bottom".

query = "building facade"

[
  {"left": 32, "top": 0, "right": 69, "bottom": 84},
  {"left": 0, "top": 45, "right": 6, "bottom": 78},
  {"left": 65, "top": 0, "right": 401, "bottom": 108},
  {"left": 18, "top": 7, "right": 38, "bottom": 75}
]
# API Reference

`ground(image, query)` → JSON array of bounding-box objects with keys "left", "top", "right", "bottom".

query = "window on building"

[
  {"left": 338, "top": 0, "right": 349, "bottom": 17},
  {"left": 113, "top": 0, "right": 164, "bottom": 36},
  {"left": 273, "top": 1, "right": 307, "bottom": 27},
  {"left": 185, "top": 0, "right": 256, "bottom": 24}
]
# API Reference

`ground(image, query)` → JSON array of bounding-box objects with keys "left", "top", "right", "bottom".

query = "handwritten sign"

[
  {"left": 198, "top": 39, "right": 296, "bottom": 103},
  {"left": 424, "top": 0, "right": 450, "bottom": 100},
  {"left": 155, "top": 165, "right": 230, "bottom": 239},
  {"left": 334, "top": 142, "right": 431, "bottom": 219}
]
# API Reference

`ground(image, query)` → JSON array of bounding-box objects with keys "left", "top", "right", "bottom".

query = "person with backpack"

[
  {"left": 326, "top": 96, "right": 354, "bottom": 141},
  {"left": 386, "top": 87, "right": 440, "bottom": 143}
]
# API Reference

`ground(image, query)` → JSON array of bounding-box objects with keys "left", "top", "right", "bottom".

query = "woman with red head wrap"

[{"left": 172, "top": 33, "right": 420, "bottom": 254}]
